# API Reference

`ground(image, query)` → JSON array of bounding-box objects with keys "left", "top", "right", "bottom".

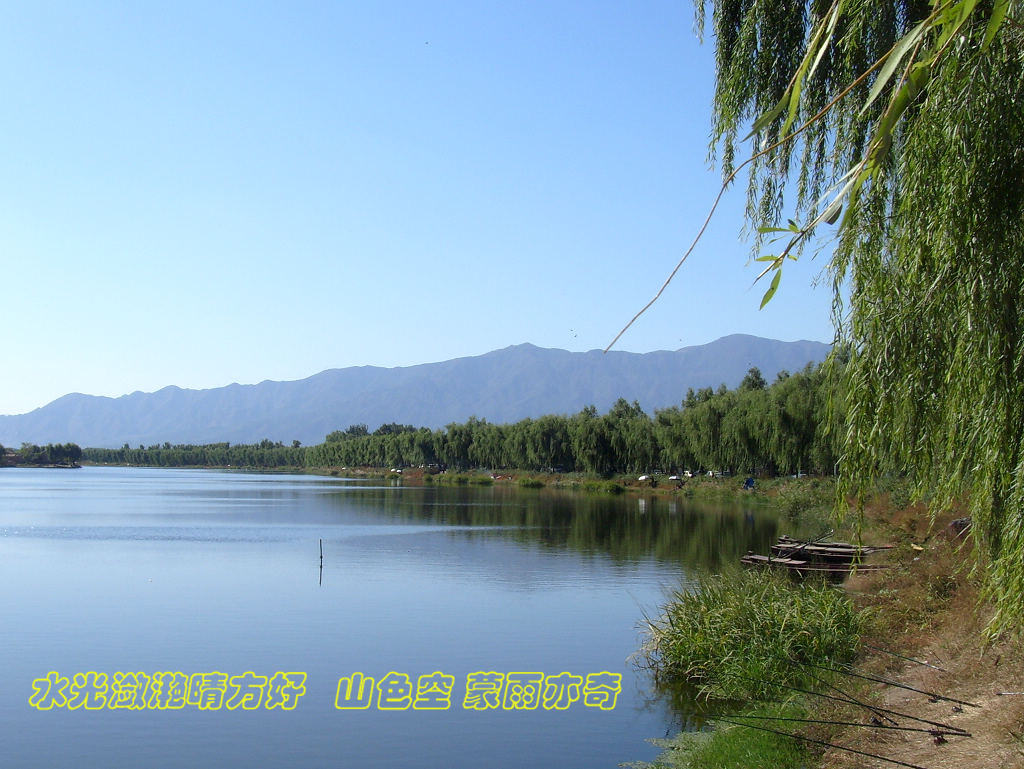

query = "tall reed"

[{"left": 640, "top": 571, "right": 861, "bottom": 700}]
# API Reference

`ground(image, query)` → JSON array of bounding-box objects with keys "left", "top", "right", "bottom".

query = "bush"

[
  {"left": 641, "top": 571, "right": 861, "bottom": 700},
  {"left": 775, "top": 479, "right": 834, "bottom": 522}
]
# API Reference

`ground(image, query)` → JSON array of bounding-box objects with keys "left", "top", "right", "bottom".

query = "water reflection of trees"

[
  {"left": 320, "top": 485, "right": 780, "bottom": 573},
  {"left": 319, "top": 484, "right": 780, "bottom": 730}
]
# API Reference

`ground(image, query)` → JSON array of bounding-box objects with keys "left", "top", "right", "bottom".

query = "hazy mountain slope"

[{"left": 0, "top": 334, "right": 830, "bottom": 448}]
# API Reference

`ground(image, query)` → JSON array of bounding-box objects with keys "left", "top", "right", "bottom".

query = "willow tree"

[{"left": 659, "top": 1, "right": 1023, "bottom": 634}]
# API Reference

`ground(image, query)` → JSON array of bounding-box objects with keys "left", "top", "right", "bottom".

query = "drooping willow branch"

[{"left": 605, "top": 0, "right": 995, "bottom": 352}]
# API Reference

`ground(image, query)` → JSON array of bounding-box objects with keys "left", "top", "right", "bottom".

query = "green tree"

[
  {"left": 569, "top": 406, "right": 614, "bottom": 475},
  {"left": 374, "top": 423, "right": 415, "bottom": 436},
  {"left": 63, "top": 443, "right": 82, "bottom": 465},
  {"left": 20, "top": 443, "right": 47, "bottom": 464},
  {"left": 698, "top": 0, "right": 1023, "bottom": 634},
  {"left": 603, "top": 399, "right": 656, "bottom": 473},
  {"left": 739, "top": 366, "right": 766, "bottom": 391}
]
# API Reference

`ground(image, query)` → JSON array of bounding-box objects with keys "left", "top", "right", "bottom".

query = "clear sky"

[{"left": 0, "top": 1, "right": 836, "bottom": 417}]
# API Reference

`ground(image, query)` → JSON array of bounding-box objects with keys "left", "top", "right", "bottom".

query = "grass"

[
  {"left": 640, "top": 571, "right": 862, "bottom": 701},
  {"left": 629, "top": 703, "right": 811, "bottom": 769},
  {"left": 635, "top": 570, "right": 862, "bottom": 769},
  {"left": 771, "top": 478, "right": 837, "bottom": 527},
  {"left": 567, "top": 480, "right": 625, "bottom": 494}
]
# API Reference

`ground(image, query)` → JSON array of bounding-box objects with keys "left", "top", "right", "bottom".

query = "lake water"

[{"left": 0, "top": 467, "right": 780, "bottom": 768}]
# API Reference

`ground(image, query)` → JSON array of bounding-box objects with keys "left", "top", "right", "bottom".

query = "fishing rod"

[
  {"left": 730, "top": 674, "right": 970, "bottom": 736},
  {"left": 861, "top": 643, "right": 947, "bottom": 672},
  {"left": 803, "top": 662, "right": 980, "bottom": 708},
  {"left": 732, "top": 666, "right": 898, "bottom": 727},
  {"left": 712, "top": 717, "right": 934, "bottom": 769},
  {"left": 714, "top": 712, "right": 970, "bottom": 738},
  {"left": 801, "top": 668, "right": 899, "bottom": 727}
]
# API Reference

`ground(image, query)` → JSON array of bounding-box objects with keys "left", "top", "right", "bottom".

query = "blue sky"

[{"left": 0, "top": 1, "right": 836, "bottom": 416}]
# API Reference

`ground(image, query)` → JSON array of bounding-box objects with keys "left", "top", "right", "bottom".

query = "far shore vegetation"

[
  {"left": 81, "top": 363, "right": 833, "bottom": 480},
  {"left": 1, "top": 442, "right": 82, "bottom": 468}
]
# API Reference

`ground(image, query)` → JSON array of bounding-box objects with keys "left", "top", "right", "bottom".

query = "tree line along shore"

[
  {"left": 81, "top": 364, "right": 837, "bottom": 479},
  {"left": 1, "top": 442, "right": 82, "bottom": 467}
]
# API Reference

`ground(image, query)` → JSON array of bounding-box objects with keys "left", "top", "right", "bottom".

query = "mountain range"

[{"left": 0, "top": 334, "right": 831, "bottom": 448}]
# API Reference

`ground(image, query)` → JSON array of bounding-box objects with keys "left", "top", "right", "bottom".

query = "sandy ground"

[{"left": 820, "top": 525, "right": 1024, "bottom": 769}]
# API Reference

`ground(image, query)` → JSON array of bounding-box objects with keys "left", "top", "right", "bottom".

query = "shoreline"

[
  {"left": 1, "top": 463, "right": 81, "bottom": 469},
  {"left": 82, "top": 460, "right": 800, "bottom": 504}
]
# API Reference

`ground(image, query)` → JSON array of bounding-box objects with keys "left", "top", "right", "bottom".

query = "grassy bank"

[
  {"left": 631, "top": 702, "right": 813, "bottom": 769},
  {"left": 307, "top": 463, "right": 831, "bottom": 503},
  {"left": 634, "top": 483, "right": 1024, "bottom": 769},
  {"left": 634, "top": 570, "right": 860, "bottom": 769}
]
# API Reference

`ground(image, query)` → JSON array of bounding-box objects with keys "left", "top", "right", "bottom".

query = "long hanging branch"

[{"left": 605, "top": 0, "right": 1008, "bottom": 352}]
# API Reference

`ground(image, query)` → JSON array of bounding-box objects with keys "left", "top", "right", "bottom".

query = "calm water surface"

[{"left": 0, "top": 467, "right": 780, "bottom": 768}]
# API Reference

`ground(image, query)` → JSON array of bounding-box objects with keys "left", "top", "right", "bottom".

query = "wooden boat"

[
  {"left": 741, "top": 551, "right": 889, "bottom": 574},
  {"left": 776, "top": 534, "right": 894, "bottom": 552},
  {"left": 772, "top": 535, "right": 893, "bottom": 563},
  {"left": 741, "top": 553, "right": 809, "bottom": 568}
]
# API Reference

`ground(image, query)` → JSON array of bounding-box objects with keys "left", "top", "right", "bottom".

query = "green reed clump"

[
  {"left": 518, "top": 478, "right": 545, "bottom": 489},
  {"left": 425, "top": 473, "right": 471, "bottom": 485},
  {"left": 641, "top": 571, "right": 861, "bottom": 701}
]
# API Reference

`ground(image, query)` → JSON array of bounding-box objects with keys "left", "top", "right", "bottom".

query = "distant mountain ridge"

[{"left": 0, "top": 334, "right": 831, "bottom": 448}]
